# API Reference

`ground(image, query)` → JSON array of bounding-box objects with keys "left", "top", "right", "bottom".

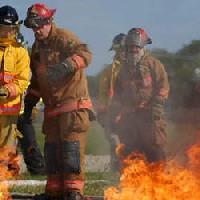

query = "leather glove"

[
  {"left": 0, "top": 86, "right": 9, "bottom": 101},
  {"left": 152, "top": 104, "right": 164, "bottom": 120},
  {"left": 21, "top": 96, "right": 39, "bottom": 122},
  {"left": 22, "top": 104, "right": 33, "bottom": 122},
  {"left": 47, "top": 61, "right": 75, "bottom": 83}
]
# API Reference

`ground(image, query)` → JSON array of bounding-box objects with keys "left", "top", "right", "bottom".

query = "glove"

[
  {"left": 21, "top": 97, "right": 39, "bottom": 122},
  {"left": 47, "top": 61, "right": 75, "bottom": 83},
  {"left": 22, "top": 105, "right": 33, "bottom": 123},
  {"left": 152, "top": 104, "right": 164, "bottom": 120},
  {"left": 0, "top": 86, "right": 9, "bottom": 101}
]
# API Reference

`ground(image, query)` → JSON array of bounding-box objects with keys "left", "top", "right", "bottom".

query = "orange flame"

[
  {"left": 105, "top": 143, "right": 200, "bottom": 200},
  {"left": 0, "top": 147, "right": 20, "bottom": 200}
]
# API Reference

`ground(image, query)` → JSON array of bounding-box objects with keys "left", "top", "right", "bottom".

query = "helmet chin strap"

[{"left": 0, "top": 39, "right": 16, "bottom": 47}]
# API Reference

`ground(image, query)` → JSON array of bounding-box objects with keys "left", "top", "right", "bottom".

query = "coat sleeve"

[
  {"left": 59, "top": 30, "right": 92, "bottom": 70},
  {"left": 153, "top": 59, "right": 169, "bottom": 104},
  {"left": 5, "top": 47, "right": 30, "bottom": 98}
]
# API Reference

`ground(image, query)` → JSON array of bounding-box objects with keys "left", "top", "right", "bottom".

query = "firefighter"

[
  {"left": 97, "top": 33, "right": 126, "bottom": 170},
  {"left": 24, "top": 3, "right": 94, "bottom": 200},
  {"left": 0, "top": 5, "right": 30, "bottom": 175},
  {"left": 112, "top": 27, "right": 169, "bottom": 163},
  {"left": 17, "top": 99, "right": 45, "bottom": 175}
]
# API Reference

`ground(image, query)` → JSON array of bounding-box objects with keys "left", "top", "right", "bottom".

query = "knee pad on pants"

[
  {"left": 44, "top": 143, "right": 59, "bottom": 174},
  {"left": 62, "top": 141, "right": 80, "bottom": 174}
]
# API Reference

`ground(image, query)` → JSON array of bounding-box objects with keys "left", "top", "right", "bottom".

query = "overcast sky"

[{"left": 1, "top": 0, "right": 200, "bottom": 75}]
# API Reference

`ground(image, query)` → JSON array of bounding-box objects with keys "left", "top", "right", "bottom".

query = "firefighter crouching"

[
  {"left": 97, "top": 33, "right": 126, "bottom": 170},
  {"left": 24, "top": 3, "right": 95, "bottom": 200},
  {"left": 0, "top": 5, "right": 30, "bottom": 175},
  {"left": 111, "top": 27, "right": 169, "bottom": 163}
]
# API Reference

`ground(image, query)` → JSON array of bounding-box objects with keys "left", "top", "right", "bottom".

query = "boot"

[
  {"left": 17, "top": 115, "right": 45, "bottom": 175},
  {"left": 34, "top": 193, "right": 63, "bottom": 200},
  {"left": 24, "top": 147, "right": 45, "bottom": 175},
  {"left": 34, "top": 193, "right": 49, "bottom": 200},
  {"left": 64, "top": 191, "right": 84, "bottom": 200}
]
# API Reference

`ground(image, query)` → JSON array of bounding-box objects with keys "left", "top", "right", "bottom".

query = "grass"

[
  {"left": 85, "top": 122, "right": 110, "bottom": 155},
  {"left": 9, "top": 182, "right": 111, "bottom": 196}
]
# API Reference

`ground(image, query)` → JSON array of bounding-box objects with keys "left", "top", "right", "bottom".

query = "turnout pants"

[
  {"left": 0, "top": 115, "right": 19, "bottom": 175},
  {"left": 118, "top": 110, "right": 166, "bottom": 163},
  {"left": 43, "top": 109, "right": 89, "bottom": 197}
]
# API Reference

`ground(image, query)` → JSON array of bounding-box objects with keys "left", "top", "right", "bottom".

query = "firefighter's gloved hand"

[
  {"left": 18, "top": 113, "right": 31, "bottom": 125},
  {"left": 0, "top": 86, "right": 9, "bottom": 101},
  {"left": 23, "top": 95, "right": 39, "bottom": 119},
  {"left": 152, "top": 104, "right": 164, "bottom": 120},
  {"left": 47, "top": 62, "right": 75, "bottom": 83},
  {"left": 20, "top": 102, "right": 36, "bottom": 124}
]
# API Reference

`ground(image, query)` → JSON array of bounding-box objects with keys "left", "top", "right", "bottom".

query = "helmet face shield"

[
  {"left": 24, "top": 15, "right": 49, "bottom": 29},
  {"left": 126, "top": 28, "right": 152, "bottom": 48}
]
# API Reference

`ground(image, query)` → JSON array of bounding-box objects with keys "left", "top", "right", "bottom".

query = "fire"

[
  {"left": 104, "top": 143, "right": 200, "bottom": 200},
  {"left": 0, "top": 147, "right": 20, "bottom": 200}
]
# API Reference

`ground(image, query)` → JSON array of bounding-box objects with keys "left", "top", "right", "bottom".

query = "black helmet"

[
  {"left": 0, "top": 5, "right": 20, "bottom": 26},
  {"left": 110, "top": 33, "right": 126, "bottom": 51}
]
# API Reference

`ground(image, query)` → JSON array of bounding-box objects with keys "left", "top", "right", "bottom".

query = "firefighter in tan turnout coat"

[
  {"left": 112, "top": 28, "right": 169, "bottom": 163},
  {"left": 24, "top": 3, "right": 94, "bottom": 200},
  {"left": 0, "top": 5, "right": 30, "bottom": 174},
  {"left": 97, "top": 33, "right": 126, "bottom": 170}
]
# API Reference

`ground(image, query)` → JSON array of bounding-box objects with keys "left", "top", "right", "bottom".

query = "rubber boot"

[{"left": 64, "top": 191, "right": 84, "bottom": 200}]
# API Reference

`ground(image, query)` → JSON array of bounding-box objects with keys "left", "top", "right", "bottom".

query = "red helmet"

[
  {"left": 24, "top": 3, "right": 56, "bottom": 28},
  {"left": 126, "top": 27, "right": 152, "bottom": 48}
]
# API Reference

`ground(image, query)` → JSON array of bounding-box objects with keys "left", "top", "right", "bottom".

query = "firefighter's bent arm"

[{"left": 47, "top": 29, "right": 92, "bottom": 82}]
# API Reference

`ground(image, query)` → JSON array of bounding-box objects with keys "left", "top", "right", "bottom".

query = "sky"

[{"left": 1, "top": 0, "right": 200, "bottom": 75}]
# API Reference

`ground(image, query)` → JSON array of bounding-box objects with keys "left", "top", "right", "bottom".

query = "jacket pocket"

[
  {"left": 70, "top": 109, "right": 90, "bottom": 133},
  {"left": 154, "top": 118, "right": 167, "bottom": 145}
]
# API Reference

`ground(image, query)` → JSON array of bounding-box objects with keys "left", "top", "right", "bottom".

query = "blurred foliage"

[
  {"left": 177, "top": 40, "right": 200, "bottom": 57},
  {"left": 150, "top": 41, "right": 200, "bottom": 109}
]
